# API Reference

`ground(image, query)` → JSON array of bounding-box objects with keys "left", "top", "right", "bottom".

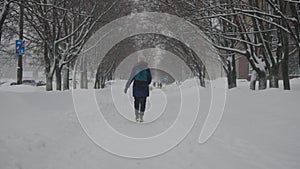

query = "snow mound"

[{"left": 0, "top": 84, "right": 45, "bottom": 93}]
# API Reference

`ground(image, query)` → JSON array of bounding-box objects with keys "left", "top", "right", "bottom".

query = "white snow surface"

[{"left": 0, "top": 78, "right": 300, "bottom": 169}]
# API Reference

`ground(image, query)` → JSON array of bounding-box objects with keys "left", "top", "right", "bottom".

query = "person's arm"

[
  {"left": 124, "top": 67, "right": 135, "bottom": 93},
  {"left": 147, "top": 68, "right": 152, "bottom": 85}
]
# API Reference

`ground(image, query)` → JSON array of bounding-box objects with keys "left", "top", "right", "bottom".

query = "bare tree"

[
  {"left": 22, "top": 0, "right": 117, "bottom": 91},
  {"left": 0, "top": 0, "right": 14, "bottom": 44}
]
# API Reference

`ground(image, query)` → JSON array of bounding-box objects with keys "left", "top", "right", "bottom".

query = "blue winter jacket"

[{"left": 125, "top": 62, "right": 152, "bottom": 97}]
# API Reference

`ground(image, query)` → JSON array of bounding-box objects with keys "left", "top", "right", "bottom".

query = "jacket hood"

[{"left": 135, "top": 61, "right": 149, "bottom": 69}]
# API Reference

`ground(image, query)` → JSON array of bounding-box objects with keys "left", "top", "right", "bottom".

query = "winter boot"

[
  {"left": 139, "top": 114, "right": 144, "bottom": 123},
  {"left": 136, "top": 114, "right": 141, "bottom": 122},
  {"left": 135, "top": 110, "right": 140, "bottom": 122}
]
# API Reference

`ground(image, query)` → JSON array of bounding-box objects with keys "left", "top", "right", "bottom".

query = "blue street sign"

[{"left": 16, "top": 40, "right": 25, "bottom": 55}]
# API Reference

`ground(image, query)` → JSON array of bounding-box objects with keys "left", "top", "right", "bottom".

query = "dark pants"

[{"left": 134, "top": 97, "right": 146, "bottom": 115}]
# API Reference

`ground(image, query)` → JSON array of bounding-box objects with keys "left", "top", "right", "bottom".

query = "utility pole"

[{"left": 17, "top": 0, "right": 24, "bottom": 84}]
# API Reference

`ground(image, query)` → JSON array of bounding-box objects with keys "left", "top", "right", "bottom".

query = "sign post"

[{"left": 16, "top": 0, "right": 24, "bottom": 84}]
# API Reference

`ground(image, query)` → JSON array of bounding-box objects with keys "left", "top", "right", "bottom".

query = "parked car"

[
  {"left": 10, "top": 82, "right": 18, "bottom": 86},
  {"left": 37, "top": 81, "right": 46, "bottom": 86},
  {"left": 9, "top": 80, "right": 45, "bottom": 87},
  {"left": 22, "top": 80, "right": 37, "bottom": 86}
]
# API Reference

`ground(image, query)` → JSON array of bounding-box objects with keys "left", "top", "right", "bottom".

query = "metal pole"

[{"left": 17, "top": 0, "right": 24, "bottom": 84}]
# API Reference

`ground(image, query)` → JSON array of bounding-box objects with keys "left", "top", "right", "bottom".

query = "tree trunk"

[
  {"left": 250, "top": 80, "right": 256, "bottom": 90},
  {"left": 258, "top": 72, "right": 267, "bottom": 90},
  {"left": 63, "top": 63, "right": 69, "bottom": 90},
  {"left": 199, "top": 66, "right": 206, "bottom": 87},
  {"left": 56, "top": 65, "right": 62, "bottom": 91},
  {"left": 282, "top": 34, "right": 291, "bottom": 90},
  {"left": 100, "top": 75, "right": 105, "bottom": 88},
  {"left": 227, "top": 56, "right": 237, "bottom": 89},
  {"left": 269, "top": 65, "right": 279, "bottom": 88},
  {"left": 94, "top": 68, "right": 100, "bottom": 89},
  {"left": 199, "top": 74, "right": 205, "bottom": 87},
  {"left": 46, "top": 74, "right": 53, "bottom": 91},
  {"left": 94, "top": 72, "right": 100, "bottom": 89},
  {"left": 280, "top": 0, "right": 291, "bottom": 90},
  {"left": 73, "top": 64, "right": 77, "bottom": 89},
  {"left": 44, "top": 45, "right": 52, "bottom": 91},
  {"left": 108, "top": 71, "right": 113, "bottom": 81},
  {"left": 250, "top": 70, "right": 257, "bottom": 90},
  {"left": 227, "top": 70, "right": 237, "bottom": 89},
  {"left": 282, "top": 58, "right": 290, "bottom": 90}
]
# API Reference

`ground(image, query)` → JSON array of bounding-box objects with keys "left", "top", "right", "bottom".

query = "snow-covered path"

[{"left": 0, "top": 79, "right": 300, "bottom": 169}]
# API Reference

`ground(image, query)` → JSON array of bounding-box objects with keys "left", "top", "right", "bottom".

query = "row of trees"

[
  {"left": 0, "top": 0, "right": 117, "bottom": 91},
  {"left": 161, "top": 0, "right": 300, "bottom": 90},
  {"left": 1, "top": 0, "right": 300, "bottom": 90}
]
